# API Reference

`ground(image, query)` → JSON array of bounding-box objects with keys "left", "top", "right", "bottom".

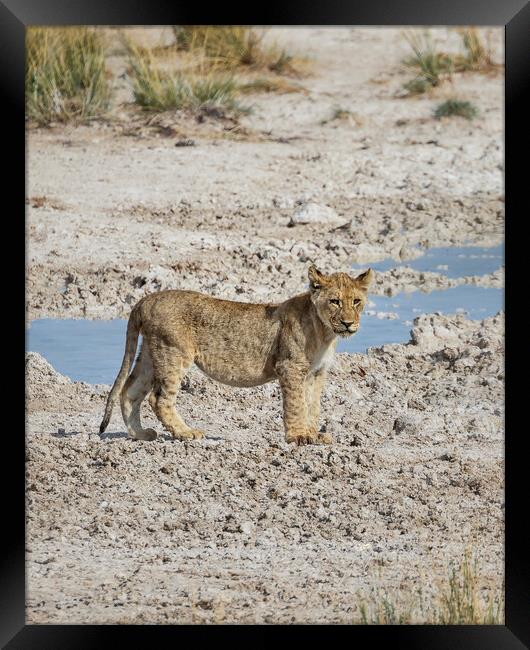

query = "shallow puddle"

[
  {"left": 338, "top": 243, "right": 503, "bottom": 354},
  {"left": 337, "top": 284, "right": 503, "bottom": 354},
  {"left": 27, "top": 319, "right": 129, "bottom": 385},
  {"left": 27, "top": 285, "right": 503, "bottom": 384},
  {"left": 27, "top": 244, "right": 503, "bottom": 384},
  {"left": 366, "top": 243, "right": 503, "bottom": 278}
]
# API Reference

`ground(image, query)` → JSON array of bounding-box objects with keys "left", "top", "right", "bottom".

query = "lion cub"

[{"left": 100, "top": 265, "right": 373, "bottom": 445}]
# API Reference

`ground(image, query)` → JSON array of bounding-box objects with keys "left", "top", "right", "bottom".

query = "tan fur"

[{"left": 100, "top": 265, "right": 374, "bottom": 445}]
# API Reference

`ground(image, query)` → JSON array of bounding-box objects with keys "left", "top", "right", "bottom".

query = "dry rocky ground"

[
  {"left": 26, "top": 312, "right": 504, "bottom": 623},
  {"left": 26, "top": 27, "right": 504, "bottom": 623}
]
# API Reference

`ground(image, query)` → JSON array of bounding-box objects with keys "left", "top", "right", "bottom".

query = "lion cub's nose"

[{"left": 341, "top": 320, "right": 355, "bottom": 328}]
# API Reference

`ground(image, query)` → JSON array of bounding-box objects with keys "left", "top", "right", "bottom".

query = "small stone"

[
  {"left": 175, "top": 139, "right": 195, "bottom": 147},
  {"left": 442, "top": 347, "right": 460, "bottom": 361},
  {"left": 289, "top": 202, "right": 341, "bottom": 225},
  {"left": 240, "top": 521, "right": 255, "bottom": 535},
  {"left": 393, "top": 415, "right": 420, "bottom": 435}
]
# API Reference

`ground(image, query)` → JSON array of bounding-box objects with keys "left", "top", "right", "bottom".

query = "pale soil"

[
  {"left": 26, "top": 27, "right": 504, "bottom": 320},
  {"left": 25, "top": 28, "right": 504, "bottom": 624},
  {"left": 26, "top": 312, "right": 504, "bottom": 624}
]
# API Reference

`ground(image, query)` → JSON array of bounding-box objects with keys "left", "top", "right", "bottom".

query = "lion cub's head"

[{"left": 308, "top": 265, "right": 374, "bottom": 337}]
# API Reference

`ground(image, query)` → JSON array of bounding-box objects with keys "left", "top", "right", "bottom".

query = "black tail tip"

[{"left": 99, "top": 419, "right": 108, "bottom": 434}]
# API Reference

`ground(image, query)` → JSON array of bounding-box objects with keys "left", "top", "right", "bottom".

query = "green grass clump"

[
  {"left": 320, "top": 106, "right": 363, "bottom": 126},
  {"left": 173, "top": 26, "right": 264, "bottom": 66},
  {"left": 171, "top": 26, "right": 297, "bottom": 74},
  {"left": 403, "top": 31, "right": 454, "bottom": 92},
  {"left": 403, "top": 77, "right": 432, "bottom": 96},
  {"left": 331, "top": 107, "right": 352, "bottom": 120},
  {"left": 26, "top": 27, "right": 111, "bottom": 124},
  {"left": 434, "top": 98, "right": 478, "bottom": 120},
  {"left": 401, "top": 28, "right": 498, "bottom": 96},
  {"left": 126, "top": 43, "right": 248, "bottom": 114},
  {"left": 238, "top": 77, "right": 304, "bottom": 94}
]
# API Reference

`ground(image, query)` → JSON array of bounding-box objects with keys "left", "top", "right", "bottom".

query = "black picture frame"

[{"left": 9, "top": 0, "right": 528, "bottom": 646}]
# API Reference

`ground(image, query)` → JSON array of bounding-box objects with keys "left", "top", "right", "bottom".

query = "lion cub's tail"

[{"left": 99, "top": 305, "right": 142, "bottom": 434}]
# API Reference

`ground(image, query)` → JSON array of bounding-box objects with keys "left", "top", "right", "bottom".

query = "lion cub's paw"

[
  {"left": 174, "top": 428, "right": 204, "bottom": 441},
  {"left": 133, "top": 428, "right": 158, "bottom": 441},
  {"left": 308, "top": 427, "right": 333, "bottom": 445},
  {"left": 285, "top": 429, "right": 318, "bottom": 446}
]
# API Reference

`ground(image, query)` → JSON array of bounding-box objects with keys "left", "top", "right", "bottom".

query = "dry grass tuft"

[
  {"left": 238, "top": 77, "right": 306, "bottom": 95},
  {"left": 171, "top": 26, "right": 299, "bottom": 75},
  {"left": 26, "top": 27, "right": 111, "bottom": 124},
  {"left": 402, "top": 31, "right": 454, "bottom": 94},
  {"left": 356, "top": 550, "right": 503, "bottom": 624},
  {"left": 454, "top": 28, "right": 498, "bottom": 72},
  {"left": 401, "top": 28, "right": 499, "bottom": 96},
  {"left": 124, "top": 40, "right": 249, "bottom": 115},
  {"left": 438, "top": 551, "right": 503, "bottom": 624},
  {"left": 26, "top": 195, "right": 66, "bottom": 210},
  {"left": 320, "top": 106, "right": 364, "bottom": 127}
]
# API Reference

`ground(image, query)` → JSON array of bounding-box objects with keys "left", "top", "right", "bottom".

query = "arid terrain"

[{"left": 26, "top": 27, "right": 504, "bottom": 624}]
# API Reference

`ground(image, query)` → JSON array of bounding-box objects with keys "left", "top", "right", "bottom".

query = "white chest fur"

[{"left": 310, "top": 341, "right": 336, "bottom": 373}]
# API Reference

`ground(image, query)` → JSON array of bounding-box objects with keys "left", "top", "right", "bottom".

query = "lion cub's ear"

[
  {"left": 308, "top": 264, "right": 326, "bottom": 291},
  {"left": 355, "top": 268, "right": 374, "bottom": 292}
]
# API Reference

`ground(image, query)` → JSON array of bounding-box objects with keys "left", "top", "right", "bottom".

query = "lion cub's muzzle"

[
  {"left": 335, "top": 322, "right": 359, "bottom": 337},
  {"left": 342, "top": 330, "right": 358, "bottom": 338}
]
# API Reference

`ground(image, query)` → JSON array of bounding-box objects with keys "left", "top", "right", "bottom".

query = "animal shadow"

[
  {"left": 52, "top": 429, "right": 81, "bottom": 439},
  {"left": 98, "top": 430, "right": 130, "bottom": 440},
  {"left": 51, "top": 429, "right": 130, "bottom": 441}
]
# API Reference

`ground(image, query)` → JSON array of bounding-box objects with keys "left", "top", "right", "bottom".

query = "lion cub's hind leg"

[
  {"left": 148, "top": 344, "right": 204, "bottom": 441},
  {"left": 120, "top": 343, "right": 157, "bottom": 441}
]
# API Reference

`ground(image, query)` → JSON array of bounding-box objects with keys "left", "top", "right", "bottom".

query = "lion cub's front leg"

[
  {"left": 306, "top": 370, "right": 333, "bottom": 445},
  {"left": 277, "top": 364, "right": 319, "bottom": 445}
]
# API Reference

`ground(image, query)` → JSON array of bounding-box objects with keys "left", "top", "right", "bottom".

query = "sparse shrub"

[
  {"left": 320, "top": 106, "right": 363, "bottom": 126},
  {"left": 455, "top": 27, "right": 496, "bottom": 72},
  {"left": 331, "top": 107, "right": 352, "bottom": 120},
  {"left": 26, "top": 27, "right": 111, "bottom": 124},
  {"left": 403, "top": 31, "right": 454, "bottom": 89},
  {"left": 401, "top": 28, "right": 499, "bottom": 96},
  {"left": 171, "top": 26, "right": 297, "bottom": 74},
  {"left": 402, "top": 77, "right": 432, "bottom": 96},
  {"left": 359, "top": 591, "right": 416, "bottom": 624},
  {"left": 355, "top": 550, "right": 503, "bottom": 624},
  {"left": 438, "top": 550, "right": 503, "bottom": 624},
  {"left": 268, "top": 50, "right": 295, "bottom": 74},
  {"left": 125, "top": 42, "right": 248, "bottom": 114},
  {"left": 434, "top": 98, "right": 478, "bottom": 120},
  {"left": 238, "top": 77, "right": 304, "bottom": 94},
  {"left": 172, "top": 26, "right": 266, "bottom": 66}
]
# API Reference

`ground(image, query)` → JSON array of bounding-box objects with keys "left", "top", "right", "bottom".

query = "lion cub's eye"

[
  {"left": 353, "top": 298, "right": 361, "bottom": 306},
  {"left": 329, "top": 298, "right": 341, "bottom": 306}
]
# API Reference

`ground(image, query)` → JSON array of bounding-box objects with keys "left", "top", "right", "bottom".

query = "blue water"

[
  {"left": 366, "top": 244, "right": 503, "bottom": 279},
  {"left": 27, "top": 319, "right": 130, "bottom": 384},
  {"left": 26, "top": 244, "right": 504, "bottom": 384},
  {"left": 337, "top": 285, "right": 503, "bottom": 354}
]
